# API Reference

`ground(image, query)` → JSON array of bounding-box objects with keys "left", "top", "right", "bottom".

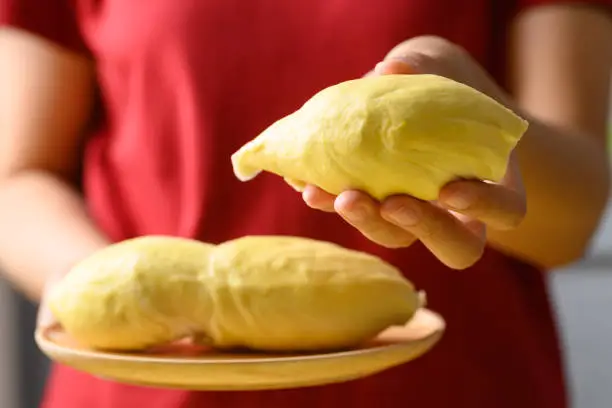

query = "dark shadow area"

[{"left": 16, "top": 292, "right": 49, "bottom": 408}]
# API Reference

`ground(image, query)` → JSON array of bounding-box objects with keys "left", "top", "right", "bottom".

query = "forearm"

[
  {"left": 0, "top": 170, "right": 109, "bottom": 301},
  {"left": 487, "top": 114, "right": 610, "bottom": 268}
]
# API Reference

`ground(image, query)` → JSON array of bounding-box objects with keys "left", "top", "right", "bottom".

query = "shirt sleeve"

[{"left": 0, "top": 0, "right": 89, "bottom": 53}]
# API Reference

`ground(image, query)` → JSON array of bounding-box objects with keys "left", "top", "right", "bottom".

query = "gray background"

[
  {"left": 0, "top": 208, "right": 611, "bottom": 408},
  {"left": 552, "top": 209, "right": 612, "bottom": 408}
]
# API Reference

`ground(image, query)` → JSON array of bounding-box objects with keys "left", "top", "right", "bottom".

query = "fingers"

[
  {"left": 302, "top": 185, "right": 336, "bottom": 212},
  {"left": 381, "top": 196, "right": 486, "bottom": 269},
  {"left": 373, "top": 36, "right": 460, "bottom": 77},
  {"left": 304, "top": 186, "right": 486, "bottom": 268},
  {"left": 334, "top": 191, "right": 417, "bottom": 249},
  {"left": 438, "top": 180, "right": 526, "bottom": 230},
  {"left": 374, "top": 59, "right": 414, "bottom": 75},
  {"left": 380, "top": 36, "right": 473, "bottom": 79}
]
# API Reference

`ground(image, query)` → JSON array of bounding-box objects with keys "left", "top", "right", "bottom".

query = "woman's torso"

[{"left": 42, "top": 0, "right": 566, "bottom": 407}]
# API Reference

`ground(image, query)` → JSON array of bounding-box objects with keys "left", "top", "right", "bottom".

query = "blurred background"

[{"left": 0, "top": 100, "right": 610, "bottom": 408}]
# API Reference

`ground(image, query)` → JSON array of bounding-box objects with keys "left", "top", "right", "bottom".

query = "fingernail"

[
  {"left": 377, "top": 57, "right": 413, "bottom": 73},
  {"left": 374, "top": 61, "right": 387, "bottom": 74},
  {"left": 443, "top": 193, "right": 473, "bottom": 210},
  {"left": 387, "top": 56, "right": 413, "bottom": 67},
  {"left": 389, "top": 206, "right": 420, "bottom": 227}
]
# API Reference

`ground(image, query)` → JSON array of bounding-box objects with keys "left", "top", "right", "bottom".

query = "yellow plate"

[{"left": 35, "top": 308, "right": 445, "bottom": 391}]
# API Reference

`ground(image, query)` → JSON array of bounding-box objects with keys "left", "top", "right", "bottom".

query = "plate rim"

[{"left": 35, "top": 308, "right": 445, "bottom": 366}]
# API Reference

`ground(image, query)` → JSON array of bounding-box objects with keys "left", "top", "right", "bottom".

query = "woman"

[{"left": 0, "top": 1, "right": 611, "bottom": 407}]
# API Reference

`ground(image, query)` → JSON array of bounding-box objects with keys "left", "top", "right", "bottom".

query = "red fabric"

[
  {"left": 1, "top": 0, "right": 610, "bottom": 407},
  {"left": 518, "top": 0, "right": 612, "bottom": 9},
  {"left": 0, "top": 0, "right": 88, "bottom": 53}
]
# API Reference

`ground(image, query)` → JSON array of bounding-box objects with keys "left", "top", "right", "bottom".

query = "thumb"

[
  {"left": 373, "top": 58, "right": 415, "bottom": 76},
  {"left": 377, "top": 36, "right": 463, "bottom": 77},
  {"left": 368, "top": 36, "right": 451, "bottom": 77},
  {"left": 373, "top": 40, "right": 438, "bottom": 76}
]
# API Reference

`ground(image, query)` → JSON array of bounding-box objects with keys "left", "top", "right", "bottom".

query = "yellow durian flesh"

[
  {"left": 232, "top": 74, "right": 529, "bottom": 201},
  {"left": 48, "top": 236, "right": 216, "bottom": 350},
  {"left": 203, "top": 236, "right": 421, "bottom": 351},
  {"left": 49, "top": 235, "right": 421, "bottom": 353}
]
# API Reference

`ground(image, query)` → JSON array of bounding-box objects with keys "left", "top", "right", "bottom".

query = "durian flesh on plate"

[
  {"left": 47, "top": 235, "right": 424, "bottom": 353},
  {"left": 232, "top": 74, "right": 528, "bottom": 201}
]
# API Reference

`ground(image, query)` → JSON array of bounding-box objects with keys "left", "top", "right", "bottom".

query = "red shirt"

[{"left": 2, "top": 1, "right": 610, "bottom": 407}]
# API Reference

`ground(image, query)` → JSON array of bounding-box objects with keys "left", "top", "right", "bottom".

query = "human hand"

[{"left": 303, "top": 36, "right": 527, "bottom": 269}]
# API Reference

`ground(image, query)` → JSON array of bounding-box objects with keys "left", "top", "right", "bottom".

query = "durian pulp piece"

[
  {"left": 202, "top": 235, "right": 422, "bottom": 351},
  {"left": 48, "top": 235, "right": 423, "bottom": 352},
  {"left": 47, "top": 236, "right": 216, "bottom": 350},
  {"left": 231, "top": 74, "right": 528, "bottom": 201}
]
